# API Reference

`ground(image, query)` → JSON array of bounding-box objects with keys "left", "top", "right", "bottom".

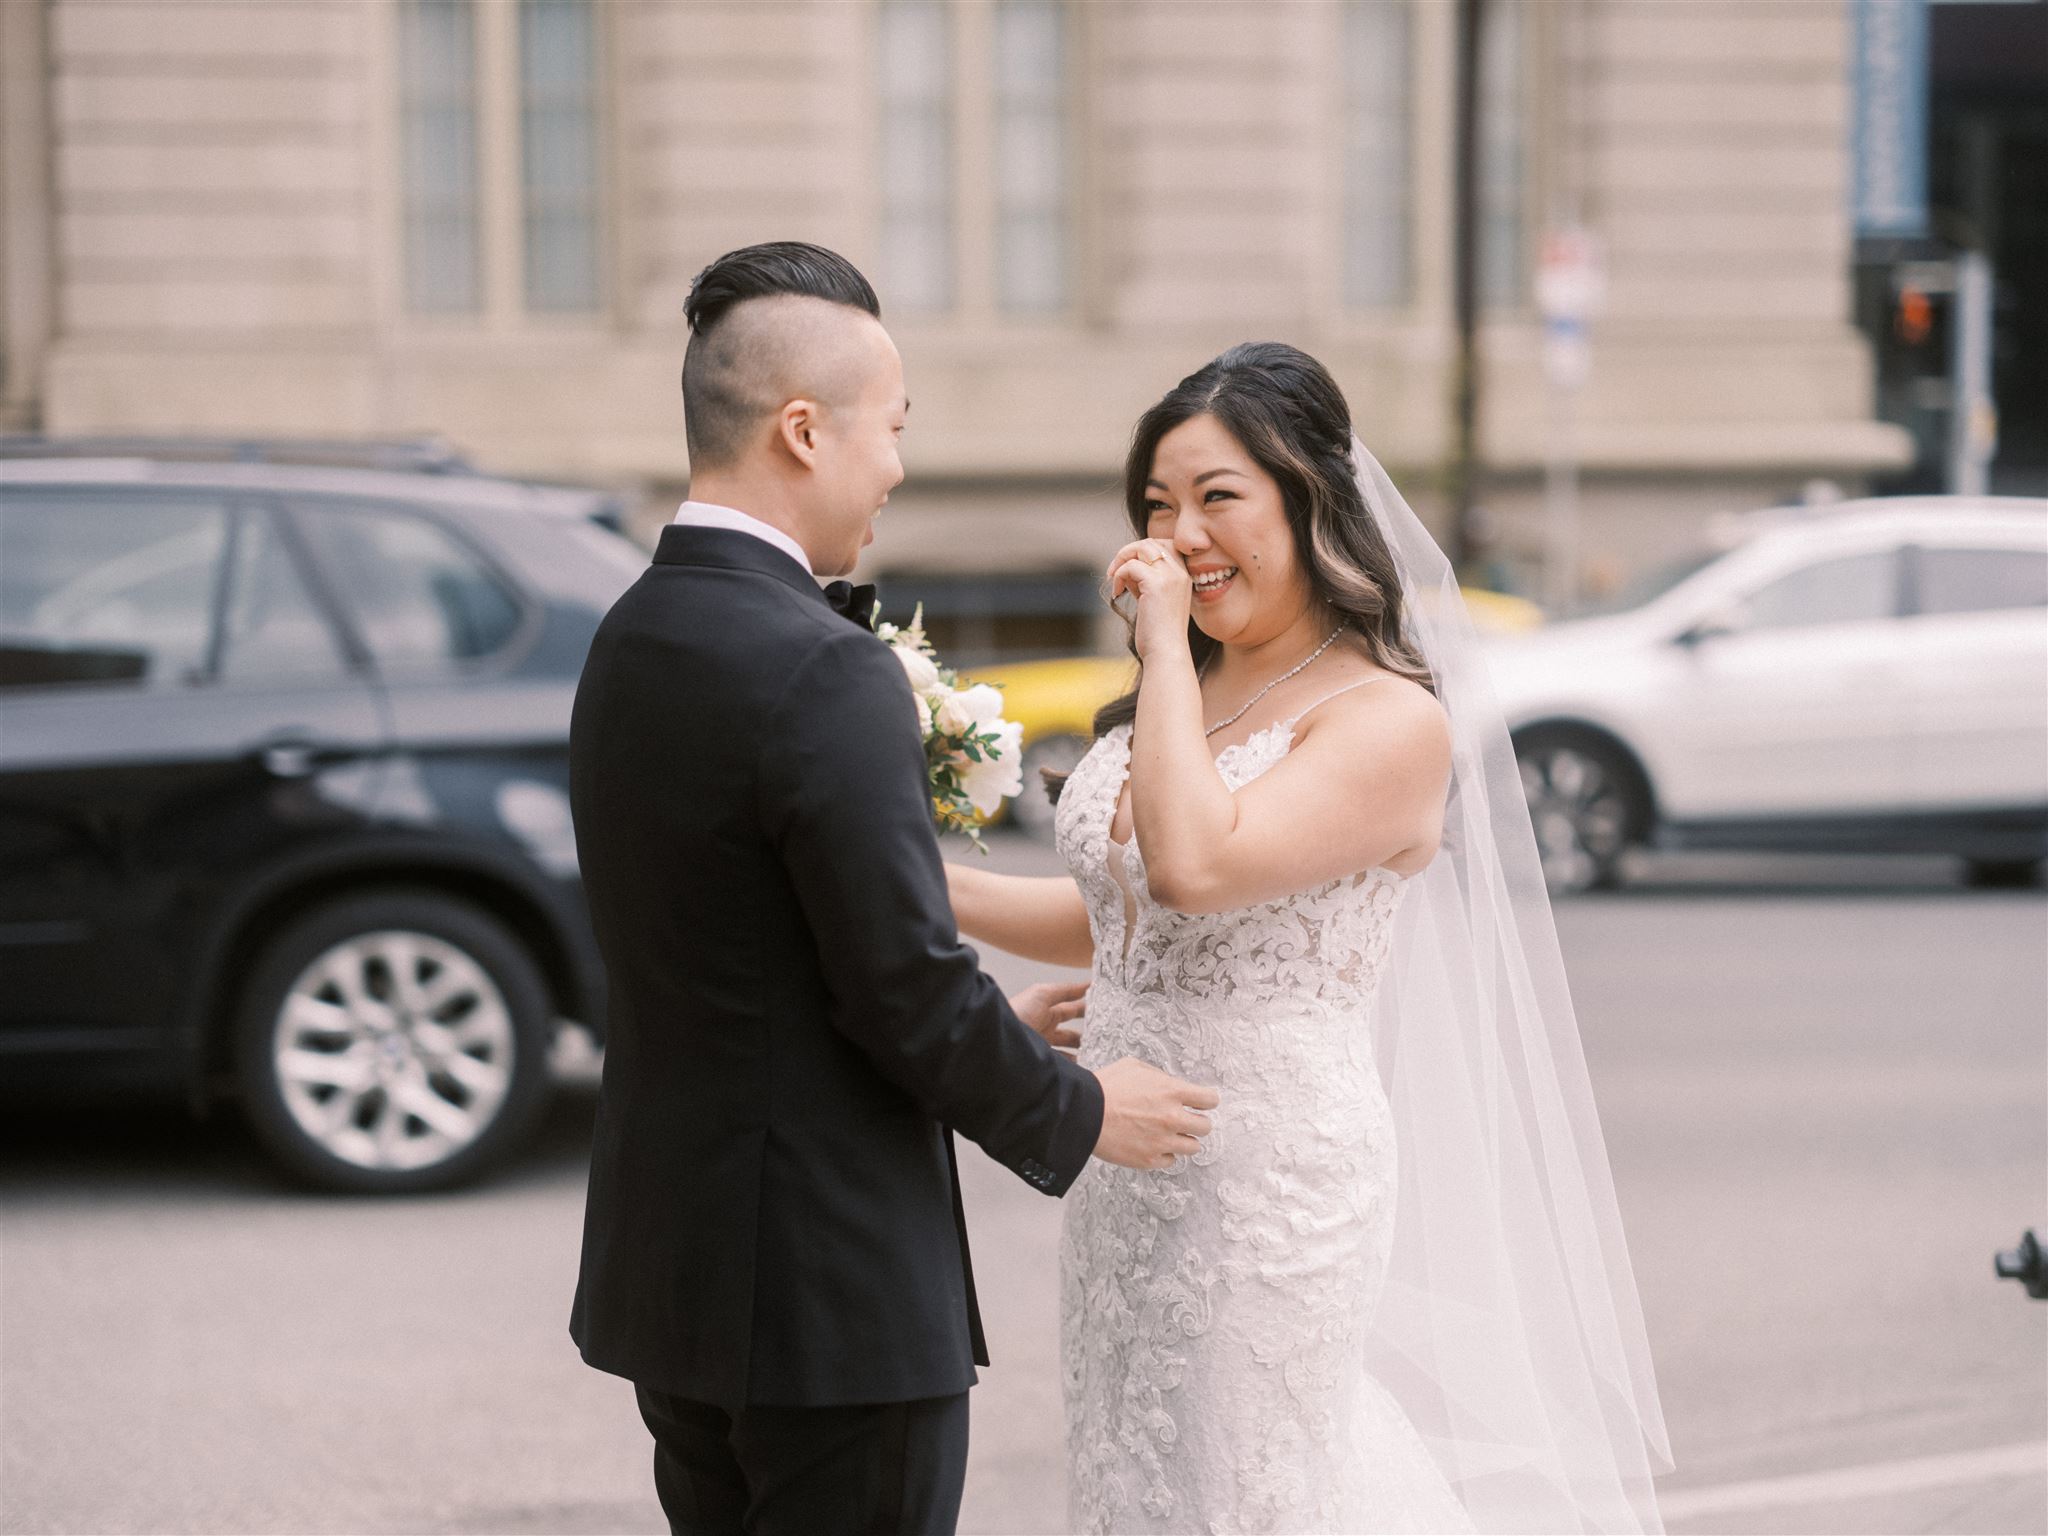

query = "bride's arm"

[
  {"left": 945, "top": 861, "right": 1096, "bottom": 969},
  {"left": 1131, "top": 680, "right": 1450, "bottom": 913},
  {"left": 1111, "top": 538, "right": 1451, "bottom": 916}
]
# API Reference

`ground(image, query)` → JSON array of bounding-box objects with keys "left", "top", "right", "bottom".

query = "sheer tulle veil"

[{"left": 1350, "top": 435, "right": 1675, "bottom": 1532}]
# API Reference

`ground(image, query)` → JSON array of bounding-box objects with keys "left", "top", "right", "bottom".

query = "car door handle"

[{"left": 253, "top": 733, "right": 326, "bottom": 779}]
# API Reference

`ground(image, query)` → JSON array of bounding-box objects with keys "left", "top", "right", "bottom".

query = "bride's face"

[{"left": 1142, "top": 413, "right": 1314, "bottom": 645}]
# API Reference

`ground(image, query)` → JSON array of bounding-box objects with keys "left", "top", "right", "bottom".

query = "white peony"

[
  {"left": 958, "top": 719, "right": 1024, "bottom": 816},
  {"left": 933, "top": 682, "right": 1004, "bottom": 736},
  {"left": 892, "top": 641, "right": 940, "bottom": 695}
]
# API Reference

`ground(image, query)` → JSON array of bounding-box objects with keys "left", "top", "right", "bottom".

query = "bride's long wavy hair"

[{"left": 1045, "top": 341, "right": 1433, "bottom": 805}]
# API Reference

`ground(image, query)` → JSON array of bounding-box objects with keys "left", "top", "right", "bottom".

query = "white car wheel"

[
  {"left": 1516, "top": 735, "right": 1638, "bottom": 894},
  {"left": 234, "top": 891, "right": 553, "bottom": 1192},
  {"left": 272, "top": 931, "right": 516, "bottom": 1174}
]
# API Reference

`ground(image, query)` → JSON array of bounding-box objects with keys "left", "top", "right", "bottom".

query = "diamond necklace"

[{"left": 1198, "top": 625, "right": 1345, "bottom": 738}]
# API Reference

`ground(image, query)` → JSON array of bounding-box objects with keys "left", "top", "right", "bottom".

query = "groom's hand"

[
  {"left": 1091, "top": 1057, "right": 1220, "bottom": 1171},
  {"left": 1010, "top": 980, "right": 1088, "bottom": 1052}
]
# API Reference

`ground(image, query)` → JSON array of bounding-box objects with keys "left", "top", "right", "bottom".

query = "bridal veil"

[{"left": 1349, "top": 435, "right": 1675, "bottom": 1532}]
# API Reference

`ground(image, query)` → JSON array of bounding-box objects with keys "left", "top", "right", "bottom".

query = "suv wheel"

[
  {"left": 1515, "top": 731, "right": 1642, "bottom": 895},
  {"left": 233, "top": 891, "right": 554, "bottom": 1193}
]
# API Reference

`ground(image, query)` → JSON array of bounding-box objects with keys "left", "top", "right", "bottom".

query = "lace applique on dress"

[{"left": 1053, "top": 721, "right": 1475, "bottom": 1535}]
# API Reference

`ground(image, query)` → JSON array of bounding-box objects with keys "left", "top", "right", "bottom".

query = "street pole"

[
  {"left": 1948, "top": 249, "right": 1996, "bottom": 495},
  {"left": 1538, "top": 227, "right": 1602, "bottom": 617},
  {"left": 1448, "top": 0, "right": 1485, "bottom": 568},
  {"left": 1544, "top": 371, "right": 1579, "bottom": 614}
]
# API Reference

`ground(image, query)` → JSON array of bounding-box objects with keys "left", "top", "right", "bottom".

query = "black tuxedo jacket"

[{"left": 567, "top": 524, "right": 1104, "bottom": 1409}]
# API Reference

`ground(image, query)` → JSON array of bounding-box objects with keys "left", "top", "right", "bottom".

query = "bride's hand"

[
  {"left": 1106, "top": 538, "right": 1192, "bottom": 661},
  {"left": 1010, "top": 979, "right": 1087, "bottom": 1052}
]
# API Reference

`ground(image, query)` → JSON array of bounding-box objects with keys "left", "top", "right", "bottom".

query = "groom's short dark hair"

[{"left": 681, "top": 242, "right": 883, "bottom": 469}]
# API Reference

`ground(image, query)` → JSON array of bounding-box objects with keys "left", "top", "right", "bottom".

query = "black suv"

[{"left": 0, "top": 440, "right": 644, "bottom": 1192}]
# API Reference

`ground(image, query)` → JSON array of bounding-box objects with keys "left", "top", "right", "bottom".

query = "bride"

[{"left": 948, "top": 342, "right": 1672, "bottom": 1534}]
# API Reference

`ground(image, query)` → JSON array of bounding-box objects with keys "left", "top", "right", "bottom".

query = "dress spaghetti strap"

[{"left": 1281, "top": 674, "right": 1394, "bottom": 729}]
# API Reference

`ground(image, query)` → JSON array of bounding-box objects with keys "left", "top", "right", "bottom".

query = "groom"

[{"left": 567, "top": 242, "right": 1217, "bottom": 1535}]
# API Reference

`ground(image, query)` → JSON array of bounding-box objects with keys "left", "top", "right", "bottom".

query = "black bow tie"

[{"left": 822, "top": 580, "right": 878, "bottom": 630}]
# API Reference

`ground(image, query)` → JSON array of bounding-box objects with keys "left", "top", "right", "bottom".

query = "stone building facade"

[{"left": 0, "top": 0, "right": 1911, "bottom": 659}]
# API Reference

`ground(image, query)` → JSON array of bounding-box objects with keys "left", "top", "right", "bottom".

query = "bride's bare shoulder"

[{"left": 1295, "top": 669, "right": 1451, "bottom": 781}]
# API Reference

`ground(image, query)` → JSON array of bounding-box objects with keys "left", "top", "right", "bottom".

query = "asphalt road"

[{"left": 2, "top": 841, "right": 2043, "bottom": 1536}]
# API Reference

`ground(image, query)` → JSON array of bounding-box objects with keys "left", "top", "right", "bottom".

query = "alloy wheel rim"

[
  {"left": 272, "top": 929, "right": 516, "bottom": 1171},
  {"left": 1521, "top": 747, "right": 1630, "bottom": 892}
]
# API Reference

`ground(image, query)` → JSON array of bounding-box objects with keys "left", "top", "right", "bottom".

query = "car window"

[
  {"left": 1741, "top": 550, "right": 1899, "bottom": 631},
  {"left": 216, "top": 509, "right": 352, "bottom": 683},
  {"left": 560, "top": 517, "right": 653, "bottom": 583},
  {"left": 1913, "top": 546, "right": 2048, "bottom": 616},
  {"left": 1578, "top": 546, "right": 1726, "bottom": 618},
  {"left": 295, "top": 502, "right": 525, "bottom": 671},
  {"left": 0, "top": 491, "right": 227, "bottom": 691}
]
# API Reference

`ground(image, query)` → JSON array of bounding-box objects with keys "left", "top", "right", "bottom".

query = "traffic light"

[{"left": 1895, "top": 283, "right": 1934, "bottom": 346}]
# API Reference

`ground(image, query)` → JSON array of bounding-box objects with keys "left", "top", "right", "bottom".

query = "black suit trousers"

[{"left": 634, "top": 1383, "right": 970, "bottom": 1536}]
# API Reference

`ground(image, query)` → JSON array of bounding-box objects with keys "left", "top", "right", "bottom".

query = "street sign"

[
  {"left": 1850, "top": 0, "right": 1930, "bottom": 239},
  {"left": 1538, "top": 228, "right": 1605, "bottom": 392},
  {"left": 1537, "top": 227, "right": 1606, "bottom": 321}
]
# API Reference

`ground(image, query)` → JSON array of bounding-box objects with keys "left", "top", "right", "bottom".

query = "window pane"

[
  {"left": 1744, "top": 552, "right": 1899, "bottom": 631},
  {"left": 0, "top": 493, "right": 226, "bottom": 690},
  {"left": 995, "top": 0, "right": 1062, "bottom": 96},
  {"left": 399, "top": 0, "right": 482, "bottom": 314},
  {"left": 883, "top": 215, "right": 953, "bottom": 314},
  {"left": 999, "top": 213, "right": 1066, "bottom": 315},
  {"left": 525, "top": 109, "right": 594, "bottom": 193},
  {"left": 994, "top": 0, "right": 1067, "bottom": 313},
  {"left": 878, "top": 1, "right": 953, "bottom": 313},
  {"left": 520, "top": 0, "right": 603, "bottom": 313},
  {"left": 521, "top": 0, "right": 591, "bottom": 88},
  {"left": 1478, "top": 0, "right": 1525, "bottom": 309},
  {"left": 217, "top": 511, "right": 350, "bottom": 684},
  {"left": 997, "top": 112, "right": 1062, "bottom": 206},
  {"left": 1344, "top": 1, "right": 1411, "bottom": 308},
  {"left": 298, "top": 505, "right": 524, "bottom": 671},
  {"left": 882, "top": 109, "right": 951, "bottom": 200},
  {"left": 1916, "top": 547, "right": 2048, "bottom": 615},
  {"left": 880, "top": 1, "right": 950, "bottom": 99},
  {"left": 526, "top": 214, "right": 601, "bottom": 315}
]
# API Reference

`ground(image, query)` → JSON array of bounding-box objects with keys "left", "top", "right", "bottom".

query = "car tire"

[
  {"left": 232, "top": 890, "right": 555, "bottom": 1194},
  {"left": 1513, "top": 729, "right": 1646, "bottom": 896},
  {"left": 1964, "top": 858, "right": 2046, "bottom": 889},
  {"left": 1011, "top": 734, "right": 1090, "bottom": 842}
]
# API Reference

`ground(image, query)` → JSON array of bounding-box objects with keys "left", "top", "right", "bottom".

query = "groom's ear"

[{"left": 775, "top": 398, "right": 822, "bottom": 470}]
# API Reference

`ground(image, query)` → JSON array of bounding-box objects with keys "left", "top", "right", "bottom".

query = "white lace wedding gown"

[{"left": 1053, "top": 694, "right": 1477, "bottom": 1536}]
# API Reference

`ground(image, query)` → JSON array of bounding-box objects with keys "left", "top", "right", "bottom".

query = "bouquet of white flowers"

[{"left": 872, "top": 604, "right": 1024, "bottom": 853}]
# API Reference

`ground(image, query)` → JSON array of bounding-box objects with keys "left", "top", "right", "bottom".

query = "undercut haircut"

[{"left": 680, "top": 242, "right": 883, "bottom": 470}]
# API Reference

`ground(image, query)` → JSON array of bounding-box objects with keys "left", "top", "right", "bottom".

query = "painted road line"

[{"left": 1659, "top": 1440, "right": 2048, "bottom": 1520}]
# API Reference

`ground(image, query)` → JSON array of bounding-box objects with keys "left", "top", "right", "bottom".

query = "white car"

[{"left": 1483, "top": 496, "right": 2048, "bottom": 893}]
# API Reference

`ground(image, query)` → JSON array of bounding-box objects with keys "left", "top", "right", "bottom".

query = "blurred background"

[
  {"left": 0, "top": 2, "right": 2044, "bottom": 1534},
  {"left": 2, "top": 0, "right": 2044, "bottom": 603}
]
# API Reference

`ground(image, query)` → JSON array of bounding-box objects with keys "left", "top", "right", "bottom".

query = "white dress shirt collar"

[{"left": 669, "top": 500, "right": 813, "bottom": 577}]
